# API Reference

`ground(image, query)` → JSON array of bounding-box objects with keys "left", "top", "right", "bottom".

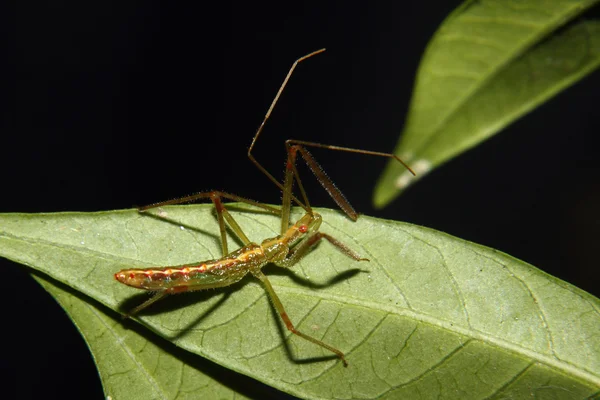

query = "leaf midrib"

[{"left": 4, "top": 217, "right": 599, "bottom": 387}]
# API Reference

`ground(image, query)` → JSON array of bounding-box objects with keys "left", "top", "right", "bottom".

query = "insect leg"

[
  {"left": 247, "top": 50, "right": 326, "bottom": 225},
  {"left": 281, "top": 144, "right": 312, "bottom": 234},
  {"left": 123, "top": 290, "right": 169, "bottom": 318},
  {"left": 286, "top": 141, "right": 416, "bottom": 221},
  {"left": 123, "top": 275, "right": 250, "bottom": 318},
  {"left": 210, "top": 193, "right": 249, "bottom": 252},
  {"left": 138, "top": 191, "right": 280, "bottom": 215},
  {"left": 139, "top": 190, "right": 278, "bottom": 255},
  {"left": 252, "top": 270, "right": 348, "bottom": 367},
  {"left": 281, "top": 231, "right": 369, "bottom": 269}
]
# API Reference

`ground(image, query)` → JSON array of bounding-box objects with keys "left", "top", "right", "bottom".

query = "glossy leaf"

[
  {"left": 1, "top": 206, "right": 599, "bottom": 399},
  {"left": 374, "top": 1, "right": 600, "bottom": 207}
]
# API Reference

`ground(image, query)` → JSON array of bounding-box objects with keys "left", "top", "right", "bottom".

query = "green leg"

[
  {"left": 139, "top": 190, "right": 278, "bottom": 256},
  {"left": 123, "top": 290, "right": 169, "bottom": 318},
  {"left": 252, "top": 270, "right": 348, "bottom": 367},
  {"left": 282, "top": 231, "right": 369, "bottom": 269}
]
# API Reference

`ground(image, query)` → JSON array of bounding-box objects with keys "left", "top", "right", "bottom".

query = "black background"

[{"left": 6, "top": 2, "right": 600, "bottom": 399}]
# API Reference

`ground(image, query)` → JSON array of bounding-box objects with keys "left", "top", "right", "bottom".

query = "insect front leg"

[
  {"left": 281, "top": 231, "right": 369, "bottom": 269},
  {"left": 252, "top": 270, "right": 348, "bottom": 367}
]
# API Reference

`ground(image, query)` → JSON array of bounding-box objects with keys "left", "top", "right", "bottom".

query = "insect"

[{"left": 115, "top": 49, "right": 415, "bottom": 367}]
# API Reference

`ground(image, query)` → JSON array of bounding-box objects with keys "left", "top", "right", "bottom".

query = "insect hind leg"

[
  {"left": 252, "top": 270, "right": 348, "bottom": 367},
  {"left": 122, "top": 290, "right": 169, "bottom": 319}
]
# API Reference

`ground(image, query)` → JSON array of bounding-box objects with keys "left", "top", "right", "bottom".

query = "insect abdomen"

[
  {"left": 114, "top": 244, "right": 266, "bottom": 291},
  {"left": 115, "top": 262, "right": 231, "bottom": 290}
]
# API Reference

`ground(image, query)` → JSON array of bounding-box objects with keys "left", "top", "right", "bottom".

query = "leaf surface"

[
  {"left": 33, "top": 274, "right": 252, "bottom": 400},
  {"left": 374, "top": 1, "right": 600, "bottom": 207},
  {"left": 1, "top": 206, "right": 599, "bottom": 399}
]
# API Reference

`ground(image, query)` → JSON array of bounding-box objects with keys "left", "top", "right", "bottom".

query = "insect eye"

[
  {"left": 298, "top": 225, "right": 308, "bottom": 233},
  {"left": 129, "top": 273, "right": 135, "bottom": 279}
]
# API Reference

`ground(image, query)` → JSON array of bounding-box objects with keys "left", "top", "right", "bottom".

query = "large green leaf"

[
  {"left": 374, "top": 1, "right": 600, "bottom": 207},
  {"left": 1, "top": 206, "right": 599, "bottom": 399},
  {"left": 32, "top": 274, "right": 252, "bottom": 399}
]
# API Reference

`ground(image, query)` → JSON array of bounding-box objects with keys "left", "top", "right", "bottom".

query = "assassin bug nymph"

[{"left": 115, "top": 49, "right": 415, "bottom": 367}]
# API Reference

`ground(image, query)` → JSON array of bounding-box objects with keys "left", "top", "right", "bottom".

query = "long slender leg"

[
  {"left": 242, "top": 47, "right": 415, "bottom": 224},
  {"left": 287, "top": 142, "right": 416, "bottom": 221},
  {"left": 123, "top": 276, "right": 249, "bottom": 318},
  {"left": 123, "top": 290, "right": 169, "bottom": 318},
  {"left": 280, "top": 145, "right": 315, "bottom": 234},
  {"left": 139, "top": 190, "right": 272, "bottom": 255},
  {"left": 283, "top": 231, "right": 369, "bottom": 269},
  {"left": 252, "top": 270, "right": 348, "bottom": 367},
  {"left": 288, "top": 144, "right": 355, "bottom": 220},
  {"left": 211, "top": 193, "right": 252, "bottom": 247},
  {"left": 280, "top": 159, "right": 296, "bottom": 235},
  {"left": 247, "top": 49, "right": 326, "bottom": 216},
  {"left": 123, "top": 286, "right": 191, "bottom": 318},
  {"left": 287, "top": 139, "right": 416, "bottom": 176},
  {"left": 139, "top": 190, "right": 280, "bottom": 214},
  {"left": 210, "top": 195, "right": 230, "bottom": 255}
]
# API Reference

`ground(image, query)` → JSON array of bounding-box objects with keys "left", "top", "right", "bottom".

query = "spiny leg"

[
  {"left": 252, "top": 270, "right": 348, "bottom": 367},
  {"left": 281, "top": 145, "right": 312, "bottom": 232},
  {"left": 243, "top": 47, "right": 416, "bottom": 225},
  {"left": 286, "top": 140, "right": 416, "bottom": 221},
  {"left": 284, "top": 231, "right": 369, "bottom": 268},
  {"left": 139, "top": 190, "right": 277, "bottom": 255},
  {"left": 139, "top": 190, "right": 280, "bottom": 215},
  {"left": 211, "top": 194, "right": 250, "bottom": 251},
  {"left": 247, "top": 49, "right": 327, "bottom": 231},
  {"left": 122, "top": 286, "right": 195, "bottom": 318},
  {"left": 288, "top": 139, "right": 415, "bottom": 176},
  {"left": 122, "top": 277, "right": 249, "bottom": 318},
  {"left": 244, "top": 48, "right": 416, "bottom": 227},
  {"left": 123, "top": 290, "right": 169, "bottom": 318}
]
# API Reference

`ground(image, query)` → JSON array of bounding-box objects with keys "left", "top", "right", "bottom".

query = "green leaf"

[
  {"left": 1, "top": 206, "right": 599, "bottom": 399},
  {"left": 32, "top": 274, "right": 252, "bottom": 400},
  {"left": 374, "top": 1, "right": 600, "bottom": 208}
]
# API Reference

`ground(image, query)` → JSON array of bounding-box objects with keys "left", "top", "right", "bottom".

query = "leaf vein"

[
  {"left": 85, "top": 304, "right": 169, "bottom": 399},
  {"left": 481, "top": 362, "right": 535, "bottom": 400},
  {"left": 438, "top": 246, "right": 472, "bottom": 329},
  {"left": 383, "top": 339, "right": 474, "bottom": 394},
  {"left": 363, "top": 243, "right": 412, "bottom": 310}
]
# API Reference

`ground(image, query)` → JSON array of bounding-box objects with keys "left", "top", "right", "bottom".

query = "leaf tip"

[{"left": 373, "top": 158, "right": 432, "bottom": 208}]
